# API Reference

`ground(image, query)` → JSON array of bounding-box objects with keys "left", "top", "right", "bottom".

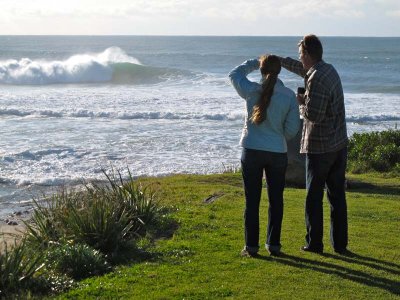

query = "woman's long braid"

[{"left": 250, "top": 55, "right": 281, "bottom": 125}]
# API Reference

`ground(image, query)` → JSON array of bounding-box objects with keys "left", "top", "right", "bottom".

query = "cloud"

[
  {"left": 0, "top": 0, "right": 398, "bottom": 35},
  {"left": 271, "top": 0, "right": 367, "bottom": 18},
  {"left": 373, "top": 0, "right": 400, "bottom": 17},
  {"left": 118, "top": 0, "right": 368, "bottom": 20},
  {"left": 387, "top": 10, "right": 400, "bottom": 17},
  {"left": 0, "top": 0, "right": 369, "bottom": 20}
]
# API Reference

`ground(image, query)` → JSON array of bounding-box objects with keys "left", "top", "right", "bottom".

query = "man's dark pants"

[
  {"left": 305, "top": 147, "right": 348, "bottom": 252},
  {"left": 241, "top": 148, "right": 288, "bottom": 252}
]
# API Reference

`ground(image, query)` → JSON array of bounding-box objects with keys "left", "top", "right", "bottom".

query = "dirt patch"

[{"left": 203, "top": 192, "right": 224, "bottom": 204}]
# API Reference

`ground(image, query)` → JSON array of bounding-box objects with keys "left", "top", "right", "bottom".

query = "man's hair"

[{"left": 298, "top": 34, "right": 323, "bottom": 61}]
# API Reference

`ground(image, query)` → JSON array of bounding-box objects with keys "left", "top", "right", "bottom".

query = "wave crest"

[
  {"left": 346, "top": 115, "right": 400, "bottom": 123},
  {"left": 0, "top": 47, "right": 181, "bottom": 85},
  {"left": 2, "top": 107, "right": 399, "bottom": 123},
  {"left": 0, "top": 108, "right": 244, "bottom": 121}
]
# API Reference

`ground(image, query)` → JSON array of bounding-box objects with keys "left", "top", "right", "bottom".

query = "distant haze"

[{"left": 1, "top": 0, "right": 399, "bottom": 36}]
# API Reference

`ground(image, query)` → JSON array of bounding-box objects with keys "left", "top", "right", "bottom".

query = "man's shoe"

[
  {"left": 301, "top": 246, "right": 323, "bottom": 254},
  {"left": 334, "top": 248, "right": 353, "bottom": 256},
  {"left": 268, "top": 249, "right": 281, "bottom": 257},
  {"left": 240, "top": 249, "right": 258, "bottom": 257},
  {"left": 266, "top": 244, "right": 281, "bottom": 257}
]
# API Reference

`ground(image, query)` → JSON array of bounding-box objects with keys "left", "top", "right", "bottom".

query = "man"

[{"left": 277, "top": 34, "right": 349, "bottom": 254}]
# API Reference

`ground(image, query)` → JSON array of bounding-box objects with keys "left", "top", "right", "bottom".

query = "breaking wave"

[
  {"left": 1, "top": 107, "right": 399, "bottom": 123},
  {"left": 0, "top": 47, "right": 187, "bottom": 85},
  {"left": 346, "top": 115, "right": 400, "bottom": 123},
  {"left": 0, "top": 108, "right": 244, "bottom": 121}
]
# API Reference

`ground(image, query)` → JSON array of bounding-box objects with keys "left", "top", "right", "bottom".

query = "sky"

[{"left": 0, "top": 0, "right": 399, "bottom": 36}]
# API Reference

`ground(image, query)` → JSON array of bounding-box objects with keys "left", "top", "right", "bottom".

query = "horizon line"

[{"left": 0, "top": 34, "right": 399, "bottom": 38}]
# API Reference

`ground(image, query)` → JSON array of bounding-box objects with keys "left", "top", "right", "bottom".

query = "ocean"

[{"left": 0, "top": 36, "right": 399, "bottom": 216}]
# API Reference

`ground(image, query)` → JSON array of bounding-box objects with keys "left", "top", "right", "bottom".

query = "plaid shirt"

[{"left": 279, "top": 57, "right": 348, "bottom": 154}]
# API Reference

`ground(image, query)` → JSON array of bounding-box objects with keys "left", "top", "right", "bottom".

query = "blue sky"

[{"left": 1, "top": 0, "right": 399, "bottom": 36}]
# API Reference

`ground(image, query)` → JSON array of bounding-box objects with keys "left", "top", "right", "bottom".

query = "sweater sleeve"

[
  {"left": 228, "top": 59, "right": 260, "bottom": 99},
  {"left": 278, "top": 56, "right": 307, "bottom": 78}
]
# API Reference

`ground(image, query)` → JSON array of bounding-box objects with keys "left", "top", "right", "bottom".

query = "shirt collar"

[{"left": 306, "top": 60, "right": 325, "bottom": 76}]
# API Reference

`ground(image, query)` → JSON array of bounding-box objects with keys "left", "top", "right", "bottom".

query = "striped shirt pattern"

[{"left": 279, "top": 57, "right": 348, "bottom": 154}]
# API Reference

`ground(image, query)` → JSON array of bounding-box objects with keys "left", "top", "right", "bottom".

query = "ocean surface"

[{"left": 1, "top": 36, "right": 399, "bottom": 216}]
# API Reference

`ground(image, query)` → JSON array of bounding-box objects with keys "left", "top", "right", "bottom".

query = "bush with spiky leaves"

[
  {"left": 0, "top": 238, "right": 44, "bottom": 296},
  {"left": 0, "top": 168, "right": 174, "bottom": 297},
  {"left": 24, "top": 168, "right": 165, "bottom": 256}
]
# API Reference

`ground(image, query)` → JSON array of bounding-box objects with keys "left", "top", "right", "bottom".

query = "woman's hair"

[{"left": 250, "top": 55, "right": 281, "bottom": 125}]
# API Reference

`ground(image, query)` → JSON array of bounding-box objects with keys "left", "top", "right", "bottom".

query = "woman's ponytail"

[{"left": 250, "top": 55, "right": 281, "bottom": 125}]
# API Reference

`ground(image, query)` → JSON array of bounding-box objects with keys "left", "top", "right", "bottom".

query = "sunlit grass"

[{"left": 57, "top": 172, "right": 400, "bottom": 299}]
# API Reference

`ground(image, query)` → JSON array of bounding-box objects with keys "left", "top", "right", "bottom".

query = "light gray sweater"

[{"left": 229, "top": 58, "right": 300, "bottom": 153}]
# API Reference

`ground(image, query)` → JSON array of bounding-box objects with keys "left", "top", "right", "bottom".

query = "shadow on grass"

[
  {"left": 255, "top": 252, "right": 400, "bottom": 296},
  {"left": 346, "top": 180, "right": 400, "bottom": 196},
  {"left": 110, "top": 218, "right": 180, "bottom": 266},
  {"left": 323, "top": 252, "right": 400, "bottom": 276}
]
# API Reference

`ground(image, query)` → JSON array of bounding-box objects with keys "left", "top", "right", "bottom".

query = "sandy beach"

[{"left": 0, "top": 212, "right": 29, "bottom": 253}]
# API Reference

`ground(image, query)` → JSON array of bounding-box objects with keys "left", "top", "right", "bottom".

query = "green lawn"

[{"left": 57, "top": 172, "right": 400, "bottom": 299}]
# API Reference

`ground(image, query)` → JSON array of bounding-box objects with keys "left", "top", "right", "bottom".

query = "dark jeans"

[
  {"left": 241, "top": 148, "right": 288, "bottom": 252},
  {"left": 305, "top": 147, "right": 348, "bottom": 251}
]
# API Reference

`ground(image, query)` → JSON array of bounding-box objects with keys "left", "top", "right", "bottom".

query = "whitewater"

[{"left": 0, "top": 36, "right": 399, "bottom": 216}]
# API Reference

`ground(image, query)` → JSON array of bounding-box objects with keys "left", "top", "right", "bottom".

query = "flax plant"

[
  {"left": 24, "top": 168, "right": 161, "bottom": 256},
  {"left": 0, "top": 238, "right": 44, "bottom": 296}
]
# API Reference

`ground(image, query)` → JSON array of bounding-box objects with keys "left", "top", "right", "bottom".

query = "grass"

[{"left": 54, "top": 172, "right": 400, "bottom": 299}]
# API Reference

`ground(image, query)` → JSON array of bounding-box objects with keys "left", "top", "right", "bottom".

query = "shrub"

[
  {"left": 2, "top": 168, "right": 174, "bottom": 297},
  {"left": 102, "top": 169, "right": 160, "bottom": 235},
  {"left": 0, "top": 238, "right": 44, "bottom": 296},
  {"left": 32, "top": 272, "right": 75, "bottom": 295},
  {"left": 24, "top": 168, "right": 165, "bottom": 256},
  {"left": 348, "top": 130, "right": 400, "bottom": 173},
  {"left": 45, "top": 242, "right": 110, "bottom": 280}
]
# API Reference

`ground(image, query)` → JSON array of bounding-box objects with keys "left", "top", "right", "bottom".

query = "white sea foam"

[
  {"left": 2, "top": 106, "right": 400, "bottom": 123},
  {"left": 0, "top": 47, "right": 145, "bottom": 85},
  {"left": 346, "top": 115, "right": 400, "bottom": 123},
  {"left": 0, "top": 107, "right": 245, "bottom": 121}
]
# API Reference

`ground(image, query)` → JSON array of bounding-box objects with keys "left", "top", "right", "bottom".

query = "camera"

[{"left": 297, "top": 87, "right": 305, "bottom": 95}]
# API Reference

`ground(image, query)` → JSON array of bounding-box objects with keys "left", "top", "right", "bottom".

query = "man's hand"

[{"left": 297, "top": 94, "right": 306, "bottom": 105}]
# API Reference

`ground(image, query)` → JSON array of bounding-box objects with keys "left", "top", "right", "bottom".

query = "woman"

[{"left": 229, "top": 55, "right": 300, "bottom": 256}]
